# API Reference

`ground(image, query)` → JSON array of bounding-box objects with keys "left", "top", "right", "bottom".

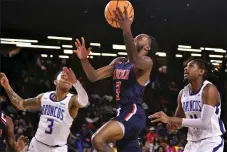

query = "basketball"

[{"left": 104, "top": 0, "right": 134, "bottom": 28}]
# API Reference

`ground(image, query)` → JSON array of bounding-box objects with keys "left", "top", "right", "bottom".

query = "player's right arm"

[
  {"left": 167, "top": 90, "right": 185, "bottom": 130},
  {"left": 0, "top": 73, "right": 42, "bottom": 111},
  {"left": 80, "top": 58, "right": 115, "bottom": 82},
  {"left": 74, "top": 37, "right": 122, "bottom": 82},
  {"left": 175, "top": 90, "right": 185, "bottom": 118}
]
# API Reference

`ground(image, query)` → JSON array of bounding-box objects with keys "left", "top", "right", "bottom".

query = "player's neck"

[
  {"left": 54, "top": 88, "right": 68, "bottom": 101},
  {"left": 190, "top": 79, "right": 204, "bottom": 94}
]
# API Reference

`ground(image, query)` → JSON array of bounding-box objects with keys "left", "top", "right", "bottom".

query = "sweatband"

[
  {"left": 73, "top": 81, "right": 89, "bottom": 107},
  {"left": 182, "top": 104, "right": 215, "bottom": 129}
]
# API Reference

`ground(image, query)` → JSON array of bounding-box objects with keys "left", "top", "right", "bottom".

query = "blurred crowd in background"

[{"left": 0, "top": 50, "right": 226, "bottom": 152}]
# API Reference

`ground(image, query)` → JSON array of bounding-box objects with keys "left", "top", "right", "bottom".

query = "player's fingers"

[
  {"left": 116, "top": 7, "right": 124, "bottom": 20},
  {"left": 88, "top": 47, "right": 92, "bottom": 54},
  {"left": 63, "top": 67, "right": 70, "bottom": 74},
  {"left": 69, "top": 68, "right": 75, "bottom": 75},
  {"left": 151, "top": 118, "right": 160, "bottom": 123},
  {"left": 148, "top": 113, "right": 160, "bottom": 119},
  {"left": 66, "top": 68, "right": 71, "bottom": 74},
  {"left": 76, "top": 39, "right": 82, "bottom": 47},
  {"left": 18, "top": 135, "right": 23, "bottom": 140},
  {"left": 124, "top": 6, "right": 128, "bottom": 18},
  {"left": 148, "top": 115, "right": 153, "bottom": 119},
  {"left": 81, "top": 37, "right": 85, "bottom": 47},
  {"left": 113, "top": 10, "right": 120, "bottom": 21},
  {"left": 75, "top": 42, "right": 79, "bottom": 49},
  {"left": 73, "top": 50, "right": 78, "bottom": 54},
  {"left": 25, "top": 137, "right": 29, "bottom": 143}
]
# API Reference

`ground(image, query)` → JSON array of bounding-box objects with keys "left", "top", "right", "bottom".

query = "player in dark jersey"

[
  {"left": 0, "top": 112, "right": 27, "bottom": 151},
  {"left": 74, "top": 7, "right": 158, "bottom": 152}
]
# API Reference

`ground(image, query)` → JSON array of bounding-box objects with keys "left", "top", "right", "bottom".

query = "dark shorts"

[{"left": 112, "top": 104, "right": 146, "bottom": 152}]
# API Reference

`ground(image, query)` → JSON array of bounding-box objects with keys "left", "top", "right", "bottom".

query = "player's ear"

[
  {"left": 53, "top": 80, "right": 57, "bottom": 85},
  {"left": 199, "top": 69, "right": 205, "bottom": 76},
  {"left": 144, "top": 45, "right": 151, "bottom": 51}
]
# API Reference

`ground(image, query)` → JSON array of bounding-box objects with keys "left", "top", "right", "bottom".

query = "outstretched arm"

[
  {"left": 74, "top": 38, "right": 123, "bottom": 82},
  {"left": 149, "top": 84, "right": 218, "bottom": 129},
  {"left": 80, "top": 58, "right": 114, "bottom": 82},
  {"left": 0, "top": 73, "right": 42, "bottom": 110},
  {"left": 174, "top": 90, "right": 185, "bottom": 118},
  {"left": 167, "top": 90, "right": 185, "bottom": 130},
  {"left": 114, "top": 7, "right": 153, "bottom": 70},
  {"left": 5, "top": 86, "right": 42, "bottom": 111}
]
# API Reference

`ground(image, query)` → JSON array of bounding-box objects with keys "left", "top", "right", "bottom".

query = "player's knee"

[{"left": 92, "top": 134, "right": 104, "bottom": 147}]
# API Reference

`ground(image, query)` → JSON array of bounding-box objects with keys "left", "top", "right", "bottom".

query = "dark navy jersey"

[
  {"left": 0, "top": 113, "right": 7, "bottom": 151},
  {"left": 113, "top": 59, "right": 149, "bottom": 107}
]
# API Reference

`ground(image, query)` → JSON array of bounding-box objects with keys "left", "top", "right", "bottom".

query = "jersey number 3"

[
  {"left": 45, "top": 118, "right": 54, "bottom": 134},
  {"left": 116, "top": 81, "right": 121, "bottom": 101}
]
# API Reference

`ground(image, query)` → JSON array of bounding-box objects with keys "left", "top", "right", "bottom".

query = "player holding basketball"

[
  {"left": 0, "top": 67, "right": 89, "bottom": 152},
  {"left": 0, "top": 112, "right": 27, "bottom": 152},
  {"left": 149, "top": 59, "right": 225, "bottom": 152},
  {"left": 74, "top": 7, "right": 158, "bottom": 152}
]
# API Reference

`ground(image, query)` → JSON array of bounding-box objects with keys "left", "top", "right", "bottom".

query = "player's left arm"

[
  {"left": 63, "top": 67, "right": 89, "bottom": 118},
  {"left": 69, "top": 81, "right": 89, "bottom": 118},
  {"left": 149, "top": 84, "right": 218, "bottom": 129}
]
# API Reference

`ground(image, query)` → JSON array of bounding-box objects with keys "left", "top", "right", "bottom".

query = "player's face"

[
  {"left": 184, "top": 61, "right": 204, "bottom": 81},
  {"left": 134, "top": 34, "right": 150, "bottom": 56},
  {"left": 55, "top": 72, "right": 72, "bottom": 90}
]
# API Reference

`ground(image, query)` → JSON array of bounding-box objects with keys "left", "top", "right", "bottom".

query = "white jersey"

[
  {"left": 35, "top": 91, "right": 74, "bottom": 146},
  {"left": 181, "top": 80, "right": 225, "bottom": 141}
]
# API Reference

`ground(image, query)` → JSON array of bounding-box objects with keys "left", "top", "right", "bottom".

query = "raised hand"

[
  {"left": 148, "top": 111, "right": 170, "bottom": 124},
  {"left": 113, "top": 6, "right": 132, "bottom": 32},
  {"left": 0, "top": 73, "right": 10, "bottom": 88},
  {"left": 74, "top": 37, "right": 92, "bottom": 60},
  {"left": 63, "top": 67, "right": 77, "bottom": 84},
  {"left": 14, "top": 135, "right": 29, "bottom": 151}
]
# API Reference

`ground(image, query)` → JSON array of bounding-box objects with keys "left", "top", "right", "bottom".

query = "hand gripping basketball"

[
  {"left": 104, "top": 0, "right": 134, "bottom": 28},
  {"left": 113, "top": 6, "right": 133, "bottom": 32}
]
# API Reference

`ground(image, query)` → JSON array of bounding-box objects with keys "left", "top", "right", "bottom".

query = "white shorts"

[
  {"left": 28, "top": 138, "right": 68, "bottom": 152},
  {"left": 184, "top": 136, "right": 224, "bottom": 152}
]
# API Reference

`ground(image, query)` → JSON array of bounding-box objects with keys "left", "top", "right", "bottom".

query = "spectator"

[{"left": 156, "top": 146, "right": 165, "bottom": 152}]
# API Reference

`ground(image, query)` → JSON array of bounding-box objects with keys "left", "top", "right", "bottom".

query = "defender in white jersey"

[
  {"left": 0, "top": 67, "right": 89, "bottom": 152},
  {"left": 149, "top": 59, "right": 225, "bottom": 152}
]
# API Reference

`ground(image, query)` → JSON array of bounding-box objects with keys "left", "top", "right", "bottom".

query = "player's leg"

[
  {"left": 183, "top": 141, "right": 195, "bottom": 152},
  {"left": 114, "top": 104, "right": 146, "bottom": 152},
  {"left": 28, "top": 138, "right": 53, "bottom": 152},
  {"left": 28, "top": 138, "right": 37, "bottom": 152},
  {"left": 53, "top": 145, "right": 68, "bottom": 152},
  {"left": 91, "top": 120, "right": 124, "bottom": 152},
  {"left": 116, "top": 137, "right": 141, "bottom": 152},
  {"left": 198, "top": 136, "right": 224, "bottom": 152}
]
